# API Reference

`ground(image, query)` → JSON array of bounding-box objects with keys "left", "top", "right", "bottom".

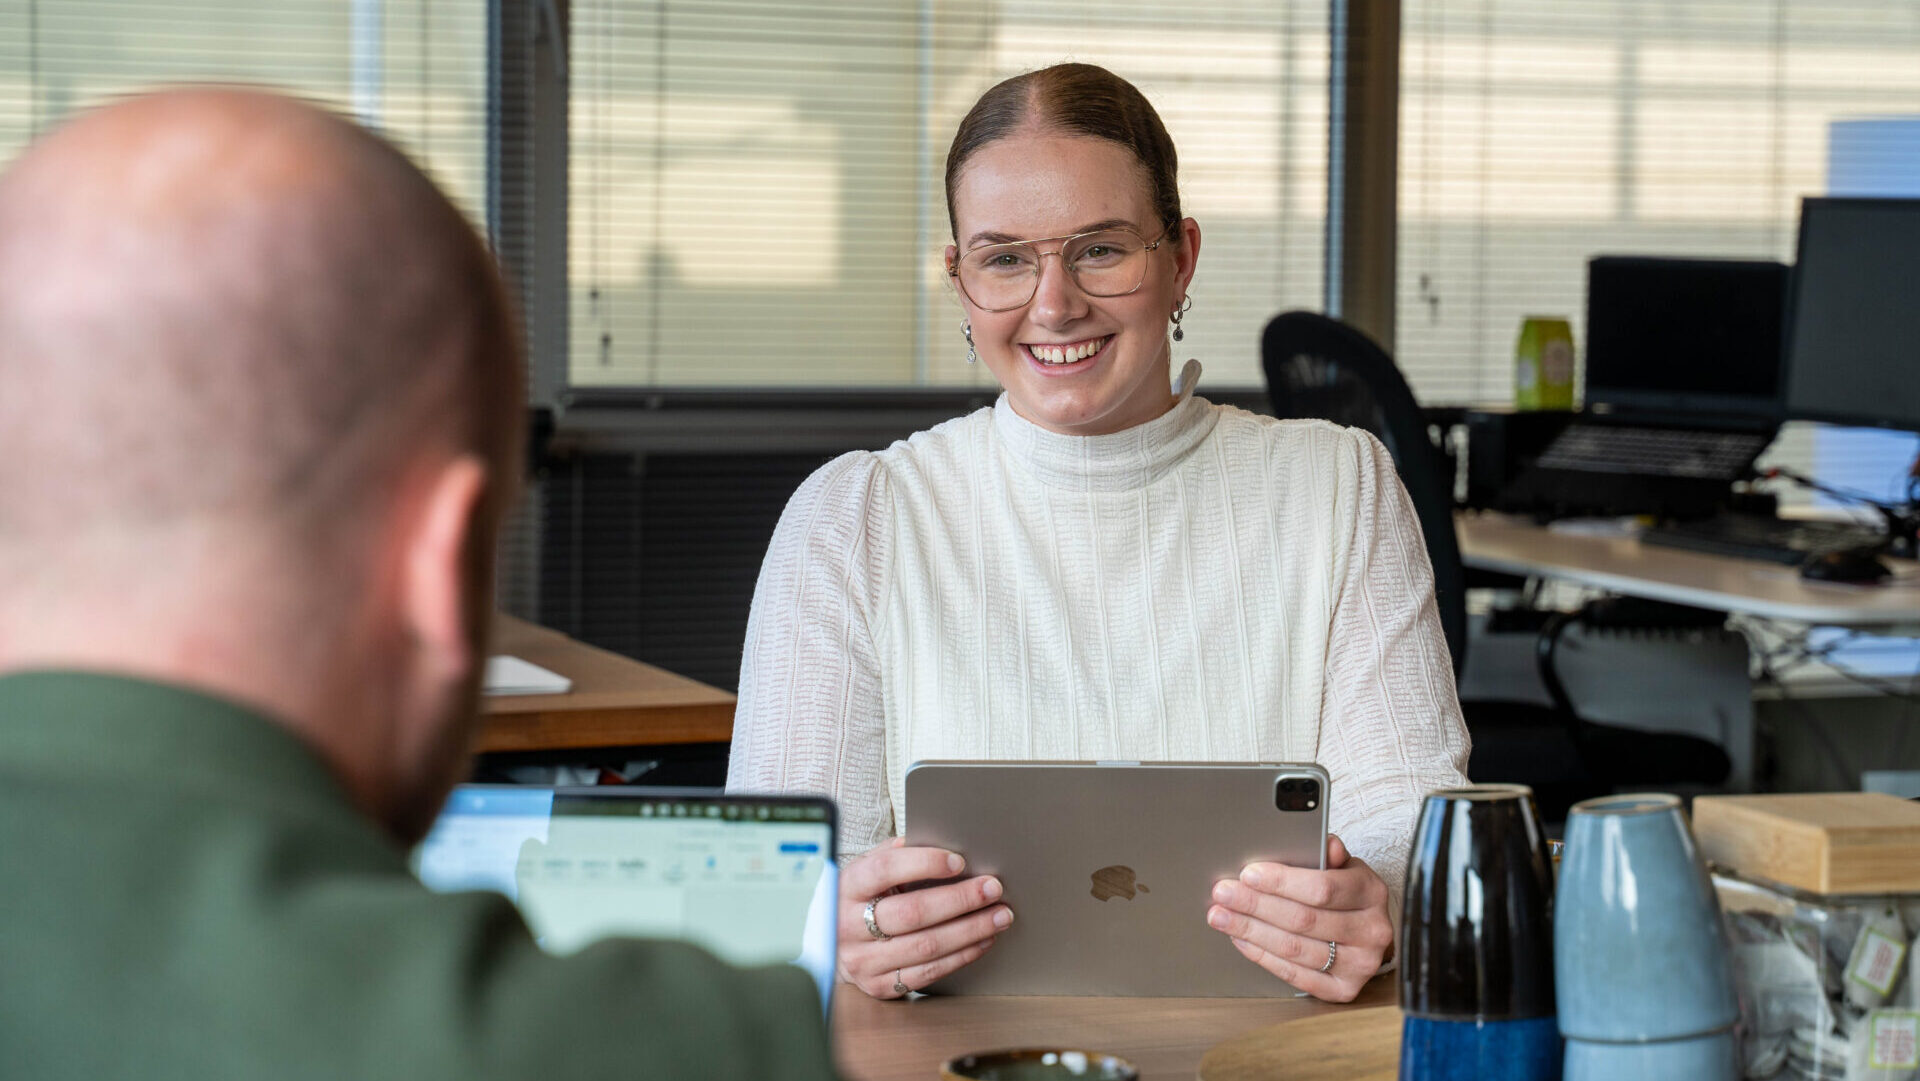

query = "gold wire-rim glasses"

[{"left": 946, "top": 221, "right": 1179, "bottom": 313}]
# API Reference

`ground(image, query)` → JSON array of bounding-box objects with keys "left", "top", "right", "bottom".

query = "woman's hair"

[{"left": 944, "top": 63, "right": 1181, "bottom": 240}]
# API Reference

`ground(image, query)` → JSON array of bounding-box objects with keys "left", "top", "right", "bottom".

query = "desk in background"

[
  {"left": 833, "top": 977, "right": 1394, "bottom": 1081},
  {"left": 1456, "top": 512, "right": 1920, "bottom": 628},
  {"left": 480, "top": 614, "right": 735, "bottom": 753}
]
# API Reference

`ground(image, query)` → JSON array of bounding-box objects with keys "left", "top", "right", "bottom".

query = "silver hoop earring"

[
  {"left": 1170, "top": 295, "right": 1193, "bottom": 343},
  {"left": 962, "top": 320, "right": 977, "bottom": 364}
]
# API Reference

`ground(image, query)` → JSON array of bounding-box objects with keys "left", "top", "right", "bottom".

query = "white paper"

[{"left": 484, "top": 655, "right": 573, "bottom": 696}]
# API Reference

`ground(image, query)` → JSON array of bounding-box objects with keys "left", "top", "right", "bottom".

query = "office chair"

[{"left": 1259, "top": 310, "right": 1731, "bottom": 819}]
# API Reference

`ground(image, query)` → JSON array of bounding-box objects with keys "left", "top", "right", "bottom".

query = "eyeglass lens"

[{"left": 956, "top": 230, "right": 1153, "bottom": 311}]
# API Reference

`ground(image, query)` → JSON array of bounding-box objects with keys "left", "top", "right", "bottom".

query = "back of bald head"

[{"left": 0, "top": 89, "right": 521, "bottom": 590}]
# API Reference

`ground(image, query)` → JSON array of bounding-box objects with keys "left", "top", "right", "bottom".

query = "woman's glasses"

[{"left": 948, "top": 224, "right": 1174, "bottom": 312}]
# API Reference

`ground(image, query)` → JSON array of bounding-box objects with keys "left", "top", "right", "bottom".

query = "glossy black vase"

[
  {"left": 1398, "top": 785, "right": 1561, "bottom": 1081},
  {"left": 1400, "top": 783, "right": 1557, "bottom": 1019}
]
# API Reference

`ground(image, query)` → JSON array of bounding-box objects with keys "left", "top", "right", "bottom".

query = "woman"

[{"left": 726, "top": 63, "right": 1469, "bottom": 1003}]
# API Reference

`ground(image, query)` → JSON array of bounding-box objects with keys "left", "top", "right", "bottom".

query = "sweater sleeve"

[
  {"left": 726, "top": 451, "right": 895, "bottom": 859},
  {"left": 1316, "top": 429, "right": 1471, "bottom": 945}
]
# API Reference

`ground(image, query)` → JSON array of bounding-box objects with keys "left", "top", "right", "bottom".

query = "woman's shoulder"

[
  {"left": 870, "top": 404, "right": 998, "bottom": 483},
  {"left": 1203, "top": 402, "right": 1391, "bottom": 473}
]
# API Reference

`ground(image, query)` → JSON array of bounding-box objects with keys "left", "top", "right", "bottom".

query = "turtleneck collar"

[{"left": 990, "top": 359, "right": 1220, "bottom": 492}]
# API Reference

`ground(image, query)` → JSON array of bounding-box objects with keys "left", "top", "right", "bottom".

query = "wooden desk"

[
  {"left": 1458, "top": 511, "right": 1920, "bottom": 627},
  {"left": 833, "top": 978, "right": 1395, "bottom": 1081},
  {"left": 478, "top": 615, "right": 735, "bottom": 752}
]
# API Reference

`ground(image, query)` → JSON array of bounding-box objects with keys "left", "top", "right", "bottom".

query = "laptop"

[
  {"left": 1498, "top": 256, "right": 1788, "bottom": 519},
  {"left": 903, "top": 761, "right": 1329, "bottom": 998},
  {"left": 412, "top": 786, "right": 838, "bottom": 1014}
]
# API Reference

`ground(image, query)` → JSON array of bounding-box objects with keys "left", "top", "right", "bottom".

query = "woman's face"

[{"left": 947, "top": 130, "right": 1200, "bottom": 437}]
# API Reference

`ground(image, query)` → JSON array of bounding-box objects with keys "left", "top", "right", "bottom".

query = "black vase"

[{"left": 1398, "top": 784, "right": 1560, "bottom": 1081}]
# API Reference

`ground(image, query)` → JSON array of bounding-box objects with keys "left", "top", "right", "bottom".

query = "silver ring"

[
  {"left": 1319, "top": 939, "right": 1338, "bottom": 974},
  {"left": 863, "top": 897, "right": 891, "bottom": 940},
  {"left": 892, "top": 970, "right": 910, "bottom": 996}
]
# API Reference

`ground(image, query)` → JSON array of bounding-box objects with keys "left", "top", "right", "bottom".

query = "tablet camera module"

[{"left": 1275, "top": 775, "right": 1321, "bottom": 813}]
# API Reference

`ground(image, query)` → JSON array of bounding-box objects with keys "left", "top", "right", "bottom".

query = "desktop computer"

[{"left": 1641, "top": 197, "right": 1920, "bottom": 564}]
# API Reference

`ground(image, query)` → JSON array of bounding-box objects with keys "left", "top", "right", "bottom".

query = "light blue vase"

[
  {"left": 1553, "top": 793, "right": 1737, "bottom": 1061},
  {"left": 1563, "top": 1030, "right": 1741, "bottom": 1081}
]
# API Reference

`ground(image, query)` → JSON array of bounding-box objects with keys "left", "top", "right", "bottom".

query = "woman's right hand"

[{"left": 837, "top": 837, "right": 1013, "bottom": 999}]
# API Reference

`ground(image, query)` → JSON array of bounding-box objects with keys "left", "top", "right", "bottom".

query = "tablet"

[{"left": 903, "top": 760, "right": 1329, "bottom": 997}]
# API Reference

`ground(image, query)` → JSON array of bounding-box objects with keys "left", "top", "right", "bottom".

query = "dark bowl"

[{"left": 940, "top": 1049, "right": 1140, "bottom": 1081}]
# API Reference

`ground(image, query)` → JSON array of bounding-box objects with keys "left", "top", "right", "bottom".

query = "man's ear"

[{"left": 400, "top": 454, "right": 491, "bottom": 682}]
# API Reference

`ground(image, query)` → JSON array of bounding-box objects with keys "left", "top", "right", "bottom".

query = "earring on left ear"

[
  {"left": 962, "top": 319, "right": 977, "bottom": 364},
  {"left": 1171, "top": 295, "right": 1193, "bottom": 342}
]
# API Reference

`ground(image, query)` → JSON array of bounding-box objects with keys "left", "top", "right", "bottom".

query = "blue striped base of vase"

[{"left": 1399, "top": 1015, "right": 1563, "bottom": 1081}]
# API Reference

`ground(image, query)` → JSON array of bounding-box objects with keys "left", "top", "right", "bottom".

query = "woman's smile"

[{"left": 1021, "top": 334, "right": 1112, "bottom": 369}]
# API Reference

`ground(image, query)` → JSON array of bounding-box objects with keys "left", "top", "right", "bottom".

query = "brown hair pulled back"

[{"left": 944, "top": 63, "right": 1181, "bottom": 240}]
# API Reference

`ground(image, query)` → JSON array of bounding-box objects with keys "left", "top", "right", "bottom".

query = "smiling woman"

[{"left": 726, "top": 63, "right": 1469, "bottom": 1005}]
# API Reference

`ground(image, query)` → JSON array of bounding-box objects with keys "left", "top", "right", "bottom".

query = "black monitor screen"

[
  {"left": 1784, "top": 198, "right": 1920, "bottom": 433},
  {"left": 1584, "top": 255, "right": 1789, "bottom": 419}
]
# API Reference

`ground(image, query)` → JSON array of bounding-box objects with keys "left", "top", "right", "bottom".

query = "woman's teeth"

[{"left": 1029, "top": 337, "right": 1108, "bottom": 365}]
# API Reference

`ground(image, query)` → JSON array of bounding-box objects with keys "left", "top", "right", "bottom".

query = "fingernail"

[
  {"left": 947, "top": 853, "right": 965, "bottom": 874},
  {"left": 981, "top": 937, "right": 995, "bottom": 950},
  {"left": 1239, "top": 866, "right": 1264, "bottom": 888},
  {"left": 994, "top": 908, "right": 1014, "bottom": 929},
  {"left": 1231, "top": 937, "right": 1254, "bottom": 953},
  {"left": 982, "top": 877, "right": 1003, "bottom": 901},
  {"left": 1212, "top": 881, "right": 1234, "bottom": 904},
  {"left": 1208, "top": 906, "right": 1231, "bottom": 929}
]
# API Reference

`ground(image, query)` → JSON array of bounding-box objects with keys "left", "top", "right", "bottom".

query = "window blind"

[
  {"left": 568, "top": 0, "right": 1333, "bottom": 389},
  {"left": 0, "top": 1, "right": 487, "bottom": 230}
]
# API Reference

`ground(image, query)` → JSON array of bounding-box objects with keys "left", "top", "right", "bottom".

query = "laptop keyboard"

[
  {"left": 1533, "top": 424, "right": 1772, "bottom": 481},
  {"left": 1641, "top": 513, "right": 1886, "bottom": 565}
]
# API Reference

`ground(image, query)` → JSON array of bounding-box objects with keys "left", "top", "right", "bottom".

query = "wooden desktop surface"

[
  {"left": 832, "top": 977, "right": 1394, "bottom": 1081},
  {"left": 478, "top": 615, "right": 735, "bottom": 752},
  {"left": 1457, "top": 511, "right": 1920, "bottom": 626}
]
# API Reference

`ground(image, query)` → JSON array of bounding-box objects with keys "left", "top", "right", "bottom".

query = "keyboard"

[
  {"left": 1640, "top": 514, "right": 1887, "bottom": 565},
  {"left": 1533, "top": 424, "right": 1773, "bottom": 481}
]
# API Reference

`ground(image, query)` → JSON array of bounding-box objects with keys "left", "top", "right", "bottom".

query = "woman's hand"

[
  {"left": 837, "top": 837, "right": 1014, "bottom": 1000},
  {"left": 1205, "top": 834, "right": 1394, "bottom": 1002}
]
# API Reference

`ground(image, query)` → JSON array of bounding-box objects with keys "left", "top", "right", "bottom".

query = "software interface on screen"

[{"left": 413, "top": 787, "right": 837, "bottom": 1009}]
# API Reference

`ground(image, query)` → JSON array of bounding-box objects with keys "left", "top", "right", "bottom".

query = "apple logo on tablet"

[{"left": 1090, "top": 865, "right": 1150, "bottom": 901}]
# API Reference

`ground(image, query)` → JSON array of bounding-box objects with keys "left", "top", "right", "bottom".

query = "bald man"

[{"left": 0, "top": 90, "right": 838, "bottom": 1081}]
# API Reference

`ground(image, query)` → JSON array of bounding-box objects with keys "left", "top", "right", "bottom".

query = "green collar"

[{"left": 0, "top": 669, "right": 364, "bottom": 829}]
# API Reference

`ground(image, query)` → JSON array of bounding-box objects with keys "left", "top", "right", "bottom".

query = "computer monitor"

[
  {"left": 1784, "top": 197, "right": 1920, "bottom": 433},
  {"left": 1584, "top": 255, "right": 1790, "bottom": 420}
]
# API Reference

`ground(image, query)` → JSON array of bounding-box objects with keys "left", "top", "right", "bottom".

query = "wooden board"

[
  {"left": 1693, "top": 793, "right": 1920, "bottom": 895},
  {"left": 1198, "top": 1003, "right": 1401, "bottom": 1081}
]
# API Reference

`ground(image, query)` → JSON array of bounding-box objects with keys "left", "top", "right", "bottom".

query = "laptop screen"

[
  {"left": 1584, "top": 255, "right": 1789, "bottom": 421},
  {"left": 412, "top": 786, "right": 838, "bottom": 1013}
]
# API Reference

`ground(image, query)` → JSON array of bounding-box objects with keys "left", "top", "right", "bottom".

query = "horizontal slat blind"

[
  {"left": 0, "top": 1, "right": 486, "bottom": 230},
  {"left": 569, "top": 0, "right": 1331, "bottom": 389}
]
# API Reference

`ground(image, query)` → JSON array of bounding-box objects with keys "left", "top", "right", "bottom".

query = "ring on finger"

[
  {"left": 1319, "top": 939, "right": 1338, "bottom": 974},
  {"left": 893, "top": 969, "right": 911, "bottom": 996},
  {"left": 863, "top": 897, "right": 891, "bottom": 940}
]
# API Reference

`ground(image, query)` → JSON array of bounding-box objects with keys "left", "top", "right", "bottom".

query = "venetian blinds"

[
  {"left": 568, "top": 0, "right": 1333, "bottom": 389},
  {"left": 0, "top": 1, "right": 487, "bottom": 229},
  {"left": 1395, "top": 0, "right": 1920, "bottom": 407}
]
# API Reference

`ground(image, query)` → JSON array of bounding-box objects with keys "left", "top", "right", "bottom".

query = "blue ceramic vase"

[
  {"left": 1554, "top": 793, "right": 1738, "bottom": 1081},
  {"left": 1399, "top": 784, "right": 1561, "bottom": 1081}
]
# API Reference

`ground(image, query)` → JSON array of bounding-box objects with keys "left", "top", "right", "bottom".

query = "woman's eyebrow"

[{"left": 963, "top": 219, "right": 1140, "bottom": 249}]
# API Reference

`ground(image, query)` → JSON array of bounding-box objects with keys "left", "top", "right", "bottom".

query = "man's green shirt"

[{"left": 0, "top": 671, "right": 840, "bottom": 1080}]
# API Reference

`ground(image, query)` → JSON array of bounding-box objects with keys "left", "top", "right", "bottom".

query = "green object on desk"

[
  {"left": 0, "top": 671, "right": 839, "bottom": 1081},
  {"left": 1514, "top": 317, "right": 1575, "bottom": 411}
]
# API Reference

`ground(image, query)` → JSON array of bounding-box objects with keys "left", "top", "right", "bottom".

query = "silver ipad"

[{"left": 903, "top": 760, "right": 1329, "bottom": 997}]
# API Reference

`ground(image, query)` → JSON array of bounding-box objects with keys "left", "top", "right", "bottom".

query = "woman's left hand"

[{"left": 1205, "top": 834, "right": 1394, "bottom": 1002}]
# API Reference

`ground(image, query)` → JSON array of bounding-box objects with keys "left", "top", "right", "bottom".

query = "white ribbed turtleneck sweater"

[{"left": 727, "top": 365, "right": 1470, "bottom": 928}]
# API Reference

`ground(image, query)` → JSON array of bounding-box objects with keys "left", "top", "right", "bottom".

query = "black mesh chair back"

[{"left": 1260, "top": 311, "right": 1467, "bottom": 677}]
